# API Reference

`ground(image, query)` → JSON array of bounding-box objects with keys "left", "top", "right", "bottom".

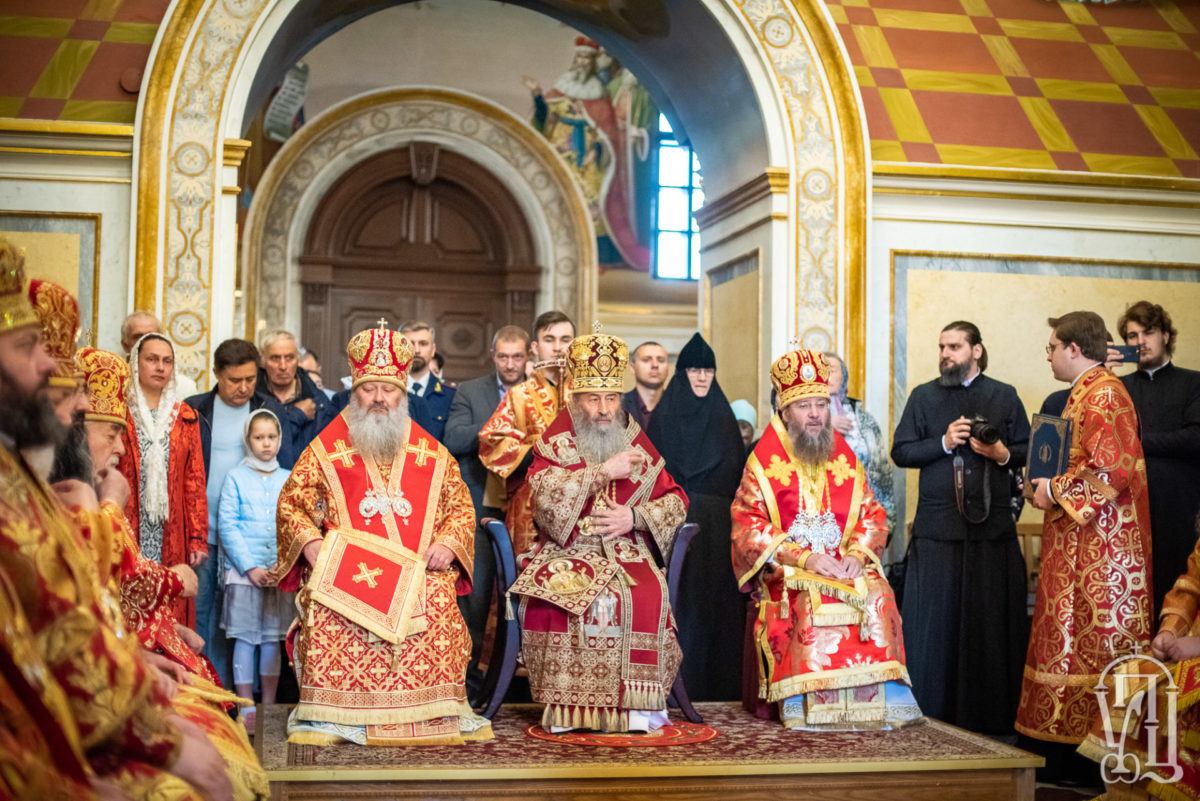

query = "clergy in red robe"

[
  {"left": 71, "top": 345, "right": 268, "bottom": 798},
  {"left": 479, "top": 311, "right": 574, "bottom": 558},
  {"left": 731, "top": 349, "right": 921, "bottom": 730},
  {"left": 1023, "top": 311, "right": 1153, "bottom": 744},
  {"left": 74, "top": 347, "right": 221, "bottom": 686},
  {"left": 272, "top": 323, "right": 490, "bottom": 746},
  {"left": 515, "top": 330, "right": 688, "bottom": 732},
  {"left": 0, "top": 238, "right": 233, "bottom": 800},
  {"left": 1076, "top": 520, "right": 1200, "bottom": 800}
]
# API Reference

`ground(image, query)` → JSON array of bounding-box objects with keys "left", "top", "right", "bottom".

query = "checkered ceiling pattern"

[
  {"left": 0, "top": 0, "right": 1196, "bottom": 177},
  {"left": 0, "top": 0, "right": 168, "bottom": 124},
  {"left": 831, "top": 0, "right": 1200, "bottom": 177}
]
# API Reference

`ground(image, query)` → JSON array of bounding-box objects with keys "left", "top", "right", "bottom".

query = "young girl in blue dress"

[{"left": 218, "top": 408, "right": 295, "bottom": 733}]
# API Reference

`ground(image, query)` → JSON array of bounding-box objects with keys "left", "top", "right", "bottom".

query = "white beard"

[
  {"left": 572, "top": 406, "right": 628, "bottom": 464},
  {"left": 345, "top": 398, "right": 410, "bottom": 463},
  {"left": 552, "top": 68, "right": 606, "bottom": 100}
]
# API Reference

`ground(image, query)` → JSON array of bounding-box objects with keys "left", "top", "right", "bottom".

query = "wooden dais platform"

[{"left": 257, "top": 703, "right": 1042, "bottom": 801}]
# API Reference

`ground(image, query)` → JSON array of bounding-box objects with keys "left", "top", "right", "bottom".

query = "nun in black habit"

[{"left": 646, "top": 333, "right": 747, "bottom": 701}]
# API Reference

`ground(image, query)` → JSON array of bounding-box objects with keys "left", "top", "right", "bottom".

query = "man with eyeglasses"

[
  {"left": 891, "top": 321, "right": 1030, "bottom": 740},
  {"left": 1020, "top": 310, "right": 1150, "bottom": 783}
]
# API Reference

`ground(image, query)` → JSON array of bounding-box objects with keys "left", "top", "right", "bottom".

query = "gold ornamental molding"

[
  {"left": 874, "top": 162, "right": 1200, "bottom": 194},
  {"left": 0, "top": 119, "right": 134, "bottom": 137},
  {"left": 223, "top": 138, "right": 252, "bottom": 168}
]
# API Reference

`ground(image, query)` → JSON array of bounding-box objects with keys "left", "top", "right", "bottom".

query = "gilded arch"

[{"left": 133, "top": 0, "right": 867, "bottom": 387}]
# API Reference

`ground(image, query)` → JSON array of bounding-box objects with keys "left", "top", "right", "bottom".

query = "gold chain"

[{"left": 794, "top": 460, "right": 831, "bottom": 513}]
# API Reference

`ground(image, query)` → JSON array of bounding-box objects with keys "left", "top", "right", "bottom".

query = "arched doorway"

[
  {"left": 298, "top": 144, "right": 538, "bottom": 386},
  {"left": 133, "top": 0, "right": 868, "bottom": 406}
]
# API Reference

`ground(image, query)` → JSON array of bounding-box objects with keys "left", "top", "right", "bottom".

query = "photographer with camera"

[{"left": 891, "top": 321, "right": 1030, "bottom": 739}]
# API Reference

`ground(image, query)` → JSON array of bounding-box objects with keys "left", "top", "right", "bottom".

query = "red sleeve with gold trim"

[
  {"left": 731, "top": 467, "right": 811, "bottom": 590},
  {"left": 1051, "top": 380, "right": 1143, "bottom": 528},
  {"left": 632, "top": 464, "right": 687, "bottom": 559},
  {"left": 844, "top": 482, "right": 889, "bottom": 572},
  {"left": 1160, "top": 535, "right": 1200, "bottom": 637},
  {"left": 479, "top": 384, "right": 529, "bottom": 480}
]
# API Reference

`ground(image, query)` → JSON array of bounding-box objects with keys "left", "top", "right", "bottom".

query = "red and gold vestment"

[
  {"left": 1077, "top": 534, "right": 1200, "bottom": 800},
  {"left": 731, "top": 416, "right": 914, "bottom": 728},
  {"left": 273, "top": 412, "right": 485, "bottom": 745},
  {"left": 1017, "top": 365, "right": 1153, "bottom": 744},
  {"left": 516, "top": 409, "right": 688, "bottom": 732},
  {"left": 479, "top": 371, "right": 563, "bottom": 557},
  {"left": 0, "top": 442, "right": 187, "bottom": 793},
  {"left": 72, "top": 501, "right": 221, "bottom": 686}
]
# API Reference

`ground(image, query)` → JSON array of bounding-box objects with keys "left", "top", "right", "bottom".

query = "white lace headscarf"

[{"left": 127, "top": 332, "right": 180, "bottom": 524}]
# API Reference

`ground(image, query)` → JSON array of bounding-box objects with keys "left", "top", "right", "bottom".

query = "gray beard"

[
  {"left": 572, "top": 407, "right": 628, "bottom": 464},
  {"left": 938, "top": 360, "right": 971, "bottom": 387},
  {"left": 345, "top": 398, "right": 410, "bottom": 463},
  {"left": 786, "top": 418, "right": 834, "bottom": 465}
]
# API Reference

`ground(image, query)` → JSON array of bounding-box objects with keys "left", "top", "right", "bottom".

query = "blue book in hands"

[{"left": 1024, "top": 413, "right": 1073, "bottom": 499}]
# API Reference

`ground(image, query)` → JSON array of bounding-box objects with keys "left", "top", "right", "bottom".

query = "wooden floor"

[{"left": 258, "top": 703, "right": 1043, "bottom": 801}]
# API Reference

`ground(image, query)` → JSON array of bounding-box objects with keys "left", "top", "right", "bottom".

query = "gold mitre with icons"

[
  {"left": 0, "top": 237, "right": 38, "bottom": 335},
  {"left": 346, "top": 319, "right": 414, "bottom": 390},
  {"left": 76, "top": 347, "right": 131, "bottom": 426},
  {"left": 566, "top": 325, "right": 628, "bottom": 392},
  {"left": 771, "top": 347, "right": 832, "bottom": 409},
  {"left": 29, "top": 279, "right": 83, "bottom": 387}
]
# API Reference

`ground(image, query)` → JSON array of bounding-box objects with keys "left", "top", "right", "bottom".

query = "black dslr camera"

[{"left": 969, "top": 415, "right": 1000, "bottom": 445}]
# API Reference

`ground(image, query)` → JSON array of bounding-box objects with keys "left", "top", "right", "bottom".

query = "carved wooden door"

[{"left": 299, "top": 144, "right": 538, "bottom": 388}]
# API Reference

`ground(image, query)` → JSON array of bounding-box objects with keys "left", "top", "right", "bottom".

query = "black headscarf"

[{"left": 645, "top": 333, "right": 745, "bottom": 499}]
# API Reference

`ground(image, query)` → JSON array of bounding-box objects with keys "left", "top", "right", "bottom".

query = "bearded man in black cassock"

[
  {"left": 891, "top": 321, "right": 1031, "bottom": 737},
  {"left": 646, "top": 333, "right": 747, "bottom": 701}
]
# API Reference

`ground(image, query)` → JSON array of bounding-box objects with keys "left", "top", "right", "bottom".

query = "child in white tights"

[{"left": 218, "top": 409, "right": 295, "bottom": 733}]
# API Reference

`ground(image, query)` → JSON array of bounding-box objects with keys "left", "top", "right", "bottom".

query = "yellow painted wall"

[
  {"left": 709, "top": 267, "right": 761, "bottom": 418},
  {"left": 903, "top": 266, "right": 1200, "bottom": 527},
  {"left": 1, "top": 230, "right": 82, "bottom": 297}
]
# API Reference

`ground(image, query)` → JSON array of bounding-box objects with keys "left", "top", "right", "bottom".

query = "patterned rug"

[
  {"left": 524, "top": 721, "right": 719, "bottom": 747},
  {"left": 260, "top": 703, "right": 1041, "bottom": 776}
]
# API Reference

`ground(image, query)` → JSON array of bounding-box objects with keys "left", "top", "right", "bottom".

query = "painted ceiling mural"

[{"left": 0, "top": 0, "right": 1196, "bottom": 177}]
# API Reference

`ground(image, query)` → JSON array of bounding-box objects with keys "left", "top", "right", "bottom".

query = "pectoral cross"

[
  {"left": 353, "top": 562, "right": 382, "bottom": 589},
  {"left": 406, "top": 437, "right": 437, "bottom": 467},
  {"left": 764, "top": 454, "right": 794, "bottom": 487},
  {"left": 328, "top": 438, "right": 358, "bottom": 468}
]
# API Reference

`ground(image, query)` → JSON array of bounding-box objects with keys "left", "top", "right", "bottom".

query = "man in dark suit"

[
  {"left": 257, "top": 329, "right": 336, "bottom": 457},
  {"left": 402, "top": 320, "right": 455, "bottom": 441},
  {"left": 443, "top": 324, "right": 530, "bottom": 699},
  {"left": 1118, "top": 301, "right": 1200, "bottom": 614}
]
